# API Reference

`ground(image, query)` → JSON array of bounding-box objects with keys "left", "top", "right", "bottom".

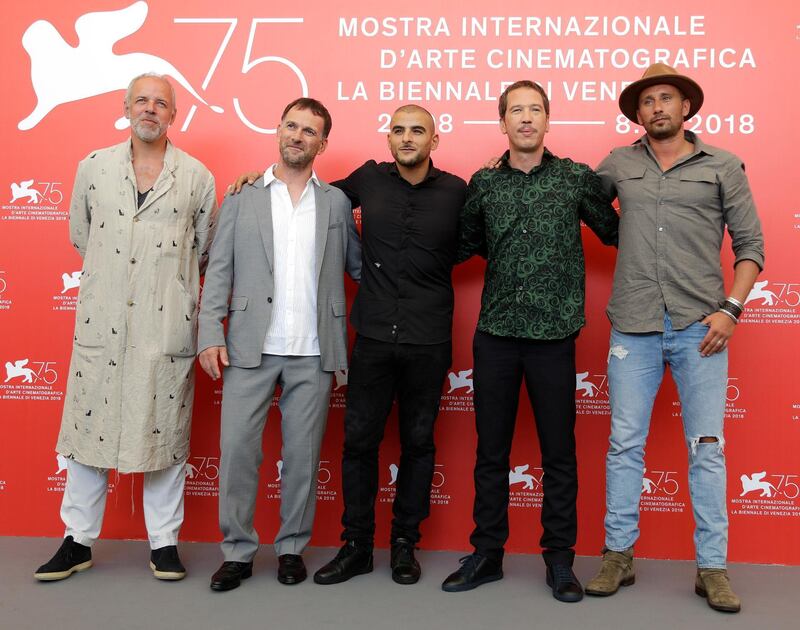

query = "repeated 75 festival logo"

[
  {"left": 731, "top": 470, "right": 800, "bottom": 519},
  {"left": 19, "top": 1, "right": 309, "bottom": 135}
]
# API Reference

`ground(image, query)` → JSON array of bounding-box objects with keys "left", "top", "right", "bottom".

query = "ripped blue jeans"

[{"left": 604, "top": 313, "right": 728, "bottom": 568}]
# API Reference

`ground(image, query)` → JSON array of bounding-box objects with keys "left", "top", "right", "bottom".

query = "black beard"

[{"left": 394, "top": 151, "right": 426, "bottom": 167}]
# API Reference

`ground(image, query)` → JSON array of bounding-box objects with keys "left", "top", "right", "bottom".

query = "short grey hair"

[{"left": 125, "top": 73, "right": 176, "bottom": 111}]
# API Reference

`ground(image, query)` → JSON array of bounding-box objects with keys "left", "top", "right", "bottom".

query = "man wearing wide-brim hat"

[{"left": 586, "top": 63, "right": 764, "bottom": 613}]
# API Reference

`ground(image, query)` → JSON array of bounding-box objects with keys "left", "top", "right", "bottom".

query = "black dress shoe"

[
  {"left": 210, "top": 561, "right": 253, "bottom": 592},
  {"left": 441, "top": 553, "right": 503, "bottom": 592},
  {"left": 546, "top": 563, "right": 584, "bottom": 603},
  {"left": 277, "top": 554, "right": 307, "bottom": 585},
  {"left": 313, "top": 541, "right": 373, "bottom": 585},
  {"left": 390, "top": 538, "right": 421, "bottom": 585}
]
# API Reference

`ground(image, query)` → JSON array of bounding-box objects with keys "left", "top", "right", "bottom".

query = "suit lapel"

[
  {"left": 314, "top": 182, "right": 330, "bottom": 284},
  {"left": 254, "top": 182, "right": 274, "bottom": 273}
]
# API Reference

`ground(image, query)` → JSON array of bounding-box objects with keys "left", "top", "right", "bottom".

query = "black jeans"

[
  {"left": 469, "top": 330, "right": 578, "bottom": 566},
  {"left": 341, "top": 335, "right": 452, "bottom": 545}
]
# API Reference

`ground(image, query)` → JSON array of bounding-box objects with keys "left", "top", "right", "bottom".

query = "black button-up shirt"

[{"left": 334, "top": 160, "right": 467, "bottom": 344}]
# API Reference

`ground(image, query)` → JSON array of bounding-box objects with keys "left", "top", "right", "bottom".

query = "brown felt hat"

[{"left": 619, "top": 63, "right": 704, "bottom": 123}]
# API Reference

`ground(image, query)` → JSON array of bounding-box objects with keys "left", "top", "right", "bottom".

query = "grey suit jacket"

[{"left": 198, "top": 178, "right": 361, "bottom": 371}]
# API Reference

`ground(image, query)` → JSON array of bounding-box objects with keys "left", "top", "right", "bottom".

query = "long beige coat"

[{"left": 57, "top": 140, "right": 217, "bottom": 473}]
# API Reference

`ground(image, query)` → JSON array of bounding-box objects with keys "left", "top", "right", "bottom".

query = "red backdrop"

[{"left": 1, "top": 0, "right": 798, "bottom": 565}]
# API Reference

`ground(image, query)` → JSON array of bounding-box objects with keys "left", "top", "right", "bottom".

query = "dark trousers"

[
  {"left": 469, "top": 330, "right": 578, "bottom": 566},
  {"left": 341, "top": 335, "right": 451, "bottom": 545}
]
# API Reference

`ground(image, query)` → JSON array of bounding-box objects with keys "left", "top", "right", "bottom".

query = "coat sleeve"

[
  {"left": 68, "top": 160, "right": 91, "bottom": 259},
  {"left": 343, "top": 196, "right": 362, "bottom": 283},
  {"left": 197, "top": 192, "right": 238, "bottom": 353},
  {"left": 194, "top": 171, "right": 218, "bottom": 274}
]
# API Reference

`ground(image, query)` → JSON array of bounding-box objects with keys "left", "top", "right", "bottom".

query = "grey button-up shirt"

[{"left": 597, "top": 131, "right": 764, "bottom": 333}]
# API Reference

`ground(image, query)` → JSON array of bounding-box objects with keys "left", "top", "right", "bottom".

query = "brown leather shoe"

[
  {"left": 585, "top": 548, "right": 635, "bottom": 596},
  {"left": 695, "top": 568, "right": 741, "bottom": 613}
]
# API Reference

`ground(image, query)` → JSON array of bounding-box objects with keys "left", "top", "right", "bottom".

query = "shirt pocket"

[
  {"left": 162, "top": 276, "right": 198, "bottom": 357},
  {"left": 678, "top": 166, "right": 720, "bottom": 207},
  {"left": 74, "top": 270, "right": 106, "bottom": 348},
  {"left": 614, "top": 167, "right": 648, "bottom": 211}
]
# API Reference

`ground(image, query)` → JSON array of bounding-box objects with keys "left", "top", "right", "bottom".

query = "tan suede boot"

[
  {"left": 695, "top": 569, "right": 741, "bottom": 613},
  {"left": 585, "top": 548, "right": 635, "bottom": 596}
]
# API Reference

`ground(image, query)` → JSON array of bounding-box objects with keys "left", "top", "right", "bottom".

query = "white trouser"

[{"left": 60, "top": 459, "right": 185, "bottom": 549}]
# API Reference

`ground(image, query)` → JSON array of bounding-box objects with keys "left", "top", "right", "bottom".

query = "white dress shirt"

[{"left": 262, "top": 165, "right": 319, "bottom": 356}]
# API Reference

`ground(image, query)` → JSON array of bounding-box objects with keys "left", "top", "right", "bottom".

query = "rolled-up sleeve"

[{"left": 720, "top": 160, "right": 764, "bottom": 270}]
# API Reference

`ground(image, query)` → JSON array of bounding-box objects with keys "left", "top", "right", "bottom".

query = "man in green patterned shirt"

[{"left": 441, "top": 81, "right": 618, "bottom": 602}]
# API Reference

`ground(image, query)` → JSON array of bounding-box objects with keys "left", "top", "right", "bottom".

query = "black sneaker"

[
  {"left": 390, "top": 538, "right": 421, "bottom": 585},
  {"left": 150, "top": 545, "right": 186, "bottom": 580},
  {"left": 34, "top": 536, "right": 93, "bottom": 581},
  {"left": 441, "top": 553, "right": 503, "bottom": 592},
  {"left": 546, "top": 563, "right": 584, "bottom": 603}
]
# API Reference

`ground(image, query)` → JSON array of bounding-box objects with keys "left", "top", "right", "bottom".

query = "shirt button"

[
  {"left": 661, "top": 176, "right": 666, "bottom": 180},
  {"left": 522, "top": 229, "right": 528, "bottom": 234},
  {"left": 658, "top": 227, "right": 664, "bottom": 232},
  {"left": 267, "top": 297, "right": 272, "bottom": 303},
  {"left": 127, "top": 300, "right": 134, "bottom": 307},
  {"left": 518, "top": 285, "right": 523, "bottom": 291},
  {"left": 392, "top": 325, "right": 398, "bottom": 329},
  {"left": 129, "top": 258, "right": 136, "bottom": 264},
  {"left": 133, "top": 217, "right": 140, "bottom": 223}
]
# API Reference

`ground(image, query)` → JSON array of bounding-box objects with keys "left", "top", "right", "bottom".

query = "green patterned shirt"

[{"left": 458, "top": 149, "right": 619, "bottom": 340}]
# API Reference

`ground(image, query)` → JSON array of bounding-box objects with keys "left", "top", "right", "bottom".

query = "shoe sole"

[
  {"left": 149, "top": 561, "right": 186, "bottom": 581},
  {"left": 34, "top": 560, "right": 93, "bottom": 581},
  {"left": 392, "top": 570, "right": 420, "bottom": 585},
  {"left": 585, "top": 575, "right": 635, "bottom": 597},
  {"left": 278, "top": 572, "right": 307, "bottom": 585},
  {"left": 313, "top": 561, "right": 373, "bottom": 585},
  {"left": 441, "top": 571, "right": 503, "bottom": 593},
  {"left": 694, "top": 585, "right": 741, "bottom": 613},
  {"left": 210, "top": 567, "right": 253, "bottom": 591},
  {"left": 546, "top": 573, "right": 584, "bottom": 603}
]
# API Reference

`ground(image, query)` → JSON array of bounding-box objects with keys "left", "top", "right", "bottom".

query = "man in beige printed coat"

[{"left": 34, "top": 73, "right": 217, "bottom": 582}]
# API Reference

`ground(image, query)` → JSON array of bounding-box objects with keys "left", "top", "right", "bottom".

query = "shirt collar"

[
  {"left": 499, "top": 147, "right": 555, "bottom": 171},
  {"left": 263, "top": 164, "right": 320, "bottom": 188},
  {"left": 123, "top": 138, "right": 177, "bottom": 172},
  {"left": 637, "top": 130, "right": 715, "bottom": 158},
  {"left": 387, "top": 159, "right": 441, "bottom": 184}
]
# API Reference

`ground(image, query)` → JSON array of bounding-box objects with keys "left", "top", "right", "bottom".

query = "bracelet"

[
  {"left": 722, "top": 299, "right": 743, "bottom": 319},
  {"left": 718, "top": 307, "right": 739, "bottom": 324},
  {"left": 726, "top": 296, "right": 744, "bottom": 309}
]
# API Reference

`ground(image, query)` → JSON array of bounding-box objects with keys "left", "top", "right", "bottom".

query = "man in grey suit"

[{"left": 198, "top": 98, "right": 361, "bottom": 591}]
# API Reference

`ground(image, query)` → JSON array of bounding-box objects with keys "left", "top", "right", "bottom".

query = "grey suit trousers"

[{"left": 218, "top": 354, "right": 332, "bottom": 561}]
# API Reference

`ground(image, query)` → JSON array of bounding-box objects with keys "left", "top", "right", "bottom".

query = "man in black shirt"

[
  {"left": 315, "top": 106, "right": 466, "bottom": 586},
  {"left": 231, "top": 105, "right": 467, "bottom": 586}
]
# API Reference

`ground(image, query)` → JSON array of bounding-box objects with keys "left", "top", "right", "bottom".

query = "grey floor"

[{"left": 1, "top": 537, "right": 795, "bottom": 630}]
